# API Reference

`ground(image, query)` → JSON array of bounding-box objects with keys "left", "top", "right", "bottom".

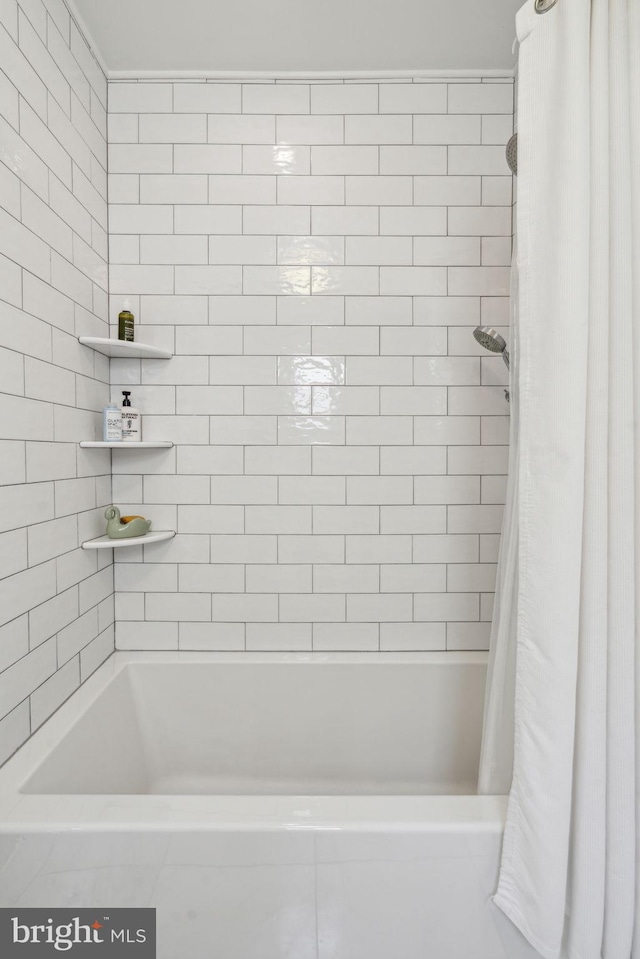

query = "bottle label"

[
  {"left": 118, "top": 315, "right": 134, "bottom": 342},
  {"left": 105, "top": 412, "right": 122, "bottom": 440},
  {"left": 122, "top": 410, "right": 140, "bottom": 441}
]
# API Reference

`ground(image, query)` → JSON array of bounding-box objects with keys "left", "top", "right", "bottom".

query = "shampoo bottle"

[
  {"left": 103, "top": 401, "right": 123, "bottom": 442},
  {"left": 121, "top": 391, "right": 141, "bottom": 442},
  {"left": 118, "top": 300, "right": 134, "bottom": 341}
]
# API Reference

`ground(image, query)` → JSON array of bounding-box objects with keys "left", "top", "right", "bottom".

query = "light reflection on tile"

[
  {"left": 312, "top": 386, "right": 379, "bottom": 416},
  {"left": 243, "top": 145, "right": 310, "bottom": 175},
  {"left": 277, "top": 236, "right": 344, "bottom": 266},
  {"left": 271, "top": 145, "right": 306, "bottom": 173},
  {"left": 311, "top": 266, "right": 378, "bottom": 295},
  {"left": 277, "top": 356, "right": 346, "bottom": 385},
  {"left": 243, "top": 266, "right": 311, "bottom": 296},
  {"left": 290, "top": 386, "right": 314, "bottom": 414},
  {"left": 277, "top": 416, "right": 346, "bottom": 445}
]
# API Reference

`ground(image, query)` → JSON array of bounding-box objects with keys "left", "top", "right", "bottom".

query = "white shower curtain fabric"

[
  {"left": 478, "top": 243, "right": 519, "bottom": 797},
  {"left": 478, "top": 1, "right": 640, "bottom": 958}
]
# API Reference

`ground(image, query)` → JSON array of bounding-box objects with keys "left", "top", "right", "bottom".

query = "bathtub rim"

[{"left": 0, "top": 650, "right": 507, "bottom": 832}]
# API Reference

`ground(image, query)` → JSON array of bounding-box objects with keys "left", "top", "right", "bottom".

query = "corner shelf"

[
  {"left": 79, "top": 441, "right": 174, "bottom": 449},
  {"left": 78, "top": 337, "right": 172, "bottom": 360},
  {"left": 78, "top": 335, "right": 174, "bottom": 552},
  {"left": 82, "top": 531, "right": 176, "bottom": 550}
]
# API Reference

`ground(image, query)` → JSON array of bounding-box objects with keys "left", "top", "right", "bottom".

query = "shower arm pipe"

[{"left": 502, "top": 349, "right": 510, "bottom": 371}]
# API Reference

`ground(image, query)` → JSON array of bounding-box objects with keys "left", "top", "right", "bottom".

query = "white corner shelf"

[
  {"left": 82, "top": 531, "right": 176, "bottom": 550},
  {"left": 78, "top": 336, "right": 172, "bottom": 359},
  {"left": 79, "top": 441, "right": 174, "bottom": 449}
]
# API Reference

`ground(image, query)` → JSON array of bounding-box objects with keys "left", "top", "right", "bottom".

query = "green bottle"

[{"left": 118, "top": 300, "right": 134, "bottom": 341}]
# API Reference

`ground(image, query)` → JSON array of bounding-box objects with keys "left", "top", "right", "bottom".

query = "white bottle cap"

[{"left": 122, "top": 299, "right": 130, "bottom": 310}]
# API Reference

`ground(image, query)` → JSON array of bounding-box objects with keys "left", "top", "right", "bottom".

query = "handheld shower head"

[
  {"left": 506, "top": 133, "right": 517, "bottom": 175},
  {"left": 473, "top": 326, "right": 510, "bottom": 371},
  {"left": 473, "top": 326, "right": 506, "bottom": 353}
]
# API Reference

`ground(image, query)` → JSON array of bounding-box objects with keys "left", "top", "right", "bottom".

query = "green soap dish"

[{"left": 105, "top": 506, "right": 152, "bottom": 539}]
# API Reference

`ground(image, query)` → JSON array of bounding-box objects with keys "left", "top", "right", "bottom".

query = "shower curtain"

[
  {"left": 478, "top": 242, "right": 519, "bottom": 797},
  {"left": 479, "top": 1, "right": 640, "bottom": 958}
]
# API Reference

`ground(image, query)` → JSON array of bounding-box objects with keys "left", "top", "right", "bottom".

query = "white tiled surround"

[
  {"left": 108, "top": 76, "right": 512, "bottom": 654},
  {"left": 0, "top": 0, "right": 112, "bottom": 763}
]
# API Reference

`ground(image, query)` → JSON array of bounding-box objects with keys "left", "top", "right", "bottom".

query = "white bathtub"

[{"left": 0, "top": 652, "right": 538, "bottom": 959}]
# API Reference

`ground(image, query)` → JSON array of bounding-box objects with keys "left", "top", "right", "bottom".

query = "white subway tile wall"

[
  {"left": 108, "top": 77, "right": 513, "bottom": 654},
  {"left": 0, "top": 0, "right": 112, "bottom": 764}
]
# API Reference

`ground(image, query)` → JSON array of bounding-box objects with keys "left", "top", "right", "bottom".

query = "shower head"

[
  {"left": 473, "top": 326, "right": 510, "bottom": 371},
  {"left": 473, "top": 327, "right": 507, "bottom": 354},
  {"left": 506, "top": 133, "right": 517, "bottom": 175}
]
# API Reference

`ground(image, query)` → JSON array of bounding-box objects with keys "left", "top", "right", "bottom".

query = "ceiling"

[{"left": 71, "top": 0, "right": 523, "bottom": 76}]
